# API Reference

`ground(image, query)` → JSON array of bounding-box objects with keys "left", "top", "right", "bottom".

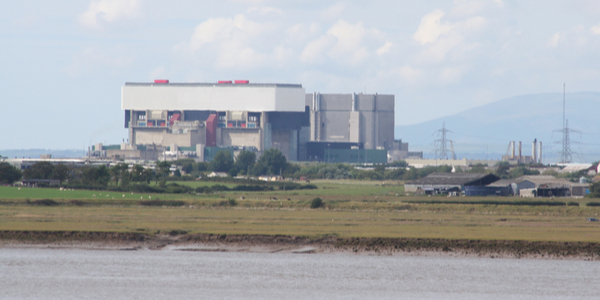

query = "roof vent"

[
  {"left": 234, "top": 80, "right": 249, "bottom": 84},
  {"left": 154, "top": 79, "right": 169, "bottom": 84},
  {"left": 218, "top": 80, "right": 232, "bottom": 84}
]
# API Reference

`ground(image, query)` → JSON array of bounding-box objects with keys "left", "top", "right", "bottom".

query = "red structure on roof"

[
  {"left": 169, "top": 113, "right": 180, "bottom": 126},
  {"left": 205, "top": 114, "right": 217, "bottom": 147},
  {"left": 154, "top": 79, "right": 169, "bottom": 84}
]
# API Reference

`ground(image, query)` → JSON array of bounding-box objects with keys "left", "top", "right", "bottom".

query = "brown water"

[{"left": 0, "top": 248, "right": 598, "bottom": 299}]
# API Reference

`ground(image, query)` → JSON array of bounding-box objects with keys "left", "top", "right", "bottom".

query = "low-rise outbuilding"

[{"left": 405, "top": 173, "right": 500, "bottom": 194}]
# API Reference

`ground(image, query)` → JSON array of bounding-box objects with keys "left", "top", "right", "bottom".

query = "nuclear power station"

[{"left": 110, "top": 80, "right": 406, "bottom": 163}]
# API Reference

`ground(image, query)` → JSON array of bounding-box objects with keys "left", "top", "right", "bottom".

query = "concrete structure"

[
  {"left": 304, "top": 93, "right": 394, "bottom": 150},
  {"left": 404, "top": 158, "right": 501, "bottom": 168},
  {"left": 123, "top": 81, "right": 307, "bottom": 161},
  {"left": 389, "top": 139, "right": 423, "bottom": 161},
  {"left": 502, "top": 140, "right": 542, "bottom": 164},
  {"left": 121, "top": 81, "right": 397, "bottom": 163}
]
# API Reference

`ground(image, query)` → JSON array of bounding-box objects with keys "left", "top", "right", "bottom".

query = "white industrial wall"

[{"left": 122, "top": 84, "right": 306, "bottom": 112}]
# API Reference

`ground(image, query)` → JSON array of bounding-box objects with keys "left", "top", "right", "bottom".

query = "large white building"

[{"left": 121, "top": 80, "right": 395, "bottom": 162}]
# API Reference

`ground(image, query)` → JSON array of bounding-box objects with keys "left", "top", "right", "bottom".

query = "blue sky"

[{"left": 2, "top": 0, "right": 600, "bottom": 149}]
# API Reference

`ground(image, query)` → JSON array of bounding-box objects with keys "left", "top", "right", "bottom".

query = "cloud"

[
  {"left": 413, "top": 9, "right": 486, "bottom": 64},
  {"left": 300, "top": 35, "right": 335, "bottom": 63},
  {"left": 547, "top": 32, "right": 562, "bottom": 48},
  {"left": 65, "top": 47, "right": 134, "bottom": 77},
  {"left": 376, "top": 41, "right": 393, "bottom": 55},
  {"left": 78, "top": 0, "right": 141, "bottom": 29},
  {"left": 392, "top": 66, "right": 424, "bottom": 85},
  {"left": 319, "top": 3, "right": 345, "bottom": 20},
  {"left": 301, "top": 20, "right": 384, "bottom": 65},
  {"left": 412, "top": 9, "right": 453, "bottom": 45},
  {"left": 547, "top": 26, "right": 588, "bottom": 49},
  {"left": 439, "top": 67, "right": 466, "bottom": 85},
  {"left": 185, "top": 14, "right": 276, "bottom": 69},
  {"left": 591, "top": 22, "right": 600, "bottom": 35}
]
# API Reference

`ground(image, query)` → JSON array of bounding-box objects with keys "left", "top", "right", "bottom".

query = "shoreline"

[{"left": 1, "top": 230, "right": 599, "bottom": 260}]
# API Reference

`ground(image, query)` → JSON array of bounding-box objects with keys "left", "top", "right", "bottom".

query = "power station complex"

[{"left": 102, "top": 80, "right": 411, "bottom": 163}]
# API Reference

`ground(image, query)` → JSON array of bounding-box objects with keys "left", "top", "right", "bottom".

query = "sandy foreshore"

[{"left": 1, "top": 230, "right": 599, "bottom": 260}]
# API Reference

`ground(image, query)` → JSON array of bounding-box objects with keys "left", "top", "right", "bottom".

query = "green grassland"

[{"left": 1, "top": 182, "right": 599, "bottom": 243}]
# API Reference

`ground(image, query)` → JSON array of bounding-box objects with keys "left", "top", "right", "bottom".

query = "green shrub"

[
  {"left": 169, "top": 229, "right": 188, "bottom": 236},
  {"left": 68, "top": 200, "right": 86, "bottom": 206},
  {"left": 139, "top": 200, "right": 186, "bottom": 207},
  {"left": 310, "top": 197, "right": 323, "bottom": 209},
  {"left": 28, "top": 199, "right": 59, "bottom": 206},
  {"left": 586, "top": 202, "right": 600, "bottom": 207},
  {"left": 567, "top": 201, "right": 579, "bottom": 206}
]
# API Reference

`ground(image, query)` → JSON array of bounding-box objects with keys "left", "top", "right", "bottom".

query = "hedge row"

[
  {"left": 62, "top": 183, "right": 193, "bottom": 194},
  {"left": 194, "top": 183, "right": 317, "bottom": 194}
]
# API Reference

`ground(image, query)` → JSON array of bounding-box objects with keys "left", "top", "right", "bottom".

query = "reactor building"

[{"left": 119, "top": 80, "right": 397, "bottom": 163}]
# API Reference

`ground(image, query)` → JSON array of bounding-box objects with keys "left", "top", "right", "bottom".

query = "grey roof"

[
  {"left": 486, "top": 175, "right": 590, "bottom": 188},
  {"left": 487, "top": 179, "right": 515, "bottom": 187},
  {"left": 406, "top": 173, "right": 500, "bottom": 186},
  {"left": 125, "top": 82, "right": 302, "bottom": 88}
]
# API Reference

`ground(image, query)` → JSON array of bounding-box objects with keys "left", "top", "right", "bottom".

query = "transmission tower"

[
  {"left": 433, "top": 122, "right": 454, "bottom": 160},
  {"left": 553, "top": 84, "right": 581, "bottom": 163}
]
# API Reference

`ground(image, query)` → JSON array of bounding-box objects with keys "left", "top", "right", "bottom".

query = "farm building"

[{"left": 404, "top": 173, "right": 500, "bottom": 195}]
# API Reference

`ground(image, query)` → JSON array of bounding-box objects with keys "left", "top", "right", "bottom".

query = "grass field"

[{"left": 1, "top": 182, "right": 599, "bottom": 243}]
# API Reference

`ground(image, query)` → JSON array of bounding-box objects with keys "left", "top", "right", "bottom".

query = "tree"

[
  {"left": 80, "top": 165, "right": 110, "bottom": 186},
  {"left": 234, "top": 150, "right": 256, "bottom": 174},
  {"left": 157, "top": 161, "right": 171, "bottom": 177},
  {"left": 494, "top": 161, "right": 510, "bottom": 178},
  {"left": 23, "top": 161, "right": 54, "bottom": 179},
  {"left": 469, "top": 163, "right": 487, "bottom": 173},
  {"left": 0, "top": 162, "right": 22, "bottom": 184},
  {"left": 587, "top": 182, "right": 600, "bottom": 198},
  {"left": 209, "top": 150, "right": 234, "bottom": 172},
  {"left": 508, "top": 166, "right": 540, "bottom": 178},
  {"left": 251, "top": 149, "right": 288, "bottom": 176},
  {"left": 51, "top": 164, "right": 69, "bottom": 184},
  {"left": 227, "top": 167, "right": 239, "bottom": 177},
  {"left": 387, "top": 160, "right": 408, "bottom": 168},
  {"left": 403, "top": 167, "right": 419, "bottom": 181},
  {"left": 110, "top": 163, "right": 130, "bottom": 186}
]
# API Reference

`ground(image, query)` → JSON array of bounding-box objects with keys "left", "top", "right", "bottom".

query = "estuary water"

[{"left": 0, "top": 248, "right": 599, "bottom": 299}]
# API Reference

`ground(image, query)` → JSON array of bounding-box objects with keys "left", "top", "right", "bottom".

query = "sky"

[{"left": 2, "top": 0, "right": 600, "bottom": 150}]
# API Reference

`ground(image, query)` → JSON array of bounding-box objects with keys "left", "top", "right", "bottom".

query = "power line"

[
  {"left": 553, "top": 84, "right": 581, "bottom": 163},
  {"left": 432, "top": 122, "right": 455, "bottom": 160}
]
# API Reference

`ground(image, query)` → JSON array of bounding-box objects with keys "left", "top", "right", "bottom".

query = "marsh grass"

[{"left": 1, "top": 182, "right": 599, "bottom": 243}]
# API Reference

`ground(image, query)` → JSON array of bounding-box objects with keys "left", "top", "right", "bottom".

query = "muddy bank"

[{"left": 1, "top": 230, "right": 599, "bottom": 260}]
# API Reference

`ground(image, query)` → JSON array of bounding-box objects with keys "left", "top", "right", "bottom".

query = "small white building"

[{"left": 207, "top": 172, "right": 228, "bottom": 178}]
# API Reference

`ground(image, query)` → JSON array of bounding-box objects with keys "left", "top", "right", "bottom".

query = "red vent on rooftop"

[
  {"left": 218, "top": 80, "right": 232, "bottom": 84},
  {"left": 234, "top": 80, "right": 249, "bottom": 84},
  {"left": 154, "top": 79, "right": 169, "bottom": 84}
]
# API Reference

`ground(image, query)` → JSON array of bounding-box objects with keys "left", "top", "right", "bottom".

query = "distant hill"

[
  {"left": 0, "top": 149, "right": 85, "bottom": 159},
  {"left": 395, "top": 92, "right": 600, "bottom": 163}
]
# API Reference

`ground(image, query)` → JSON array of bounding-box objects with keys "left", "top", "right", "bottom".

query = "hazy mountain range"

[{"left": 395, "top": 92, "right": 600, "bottom": 163}]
